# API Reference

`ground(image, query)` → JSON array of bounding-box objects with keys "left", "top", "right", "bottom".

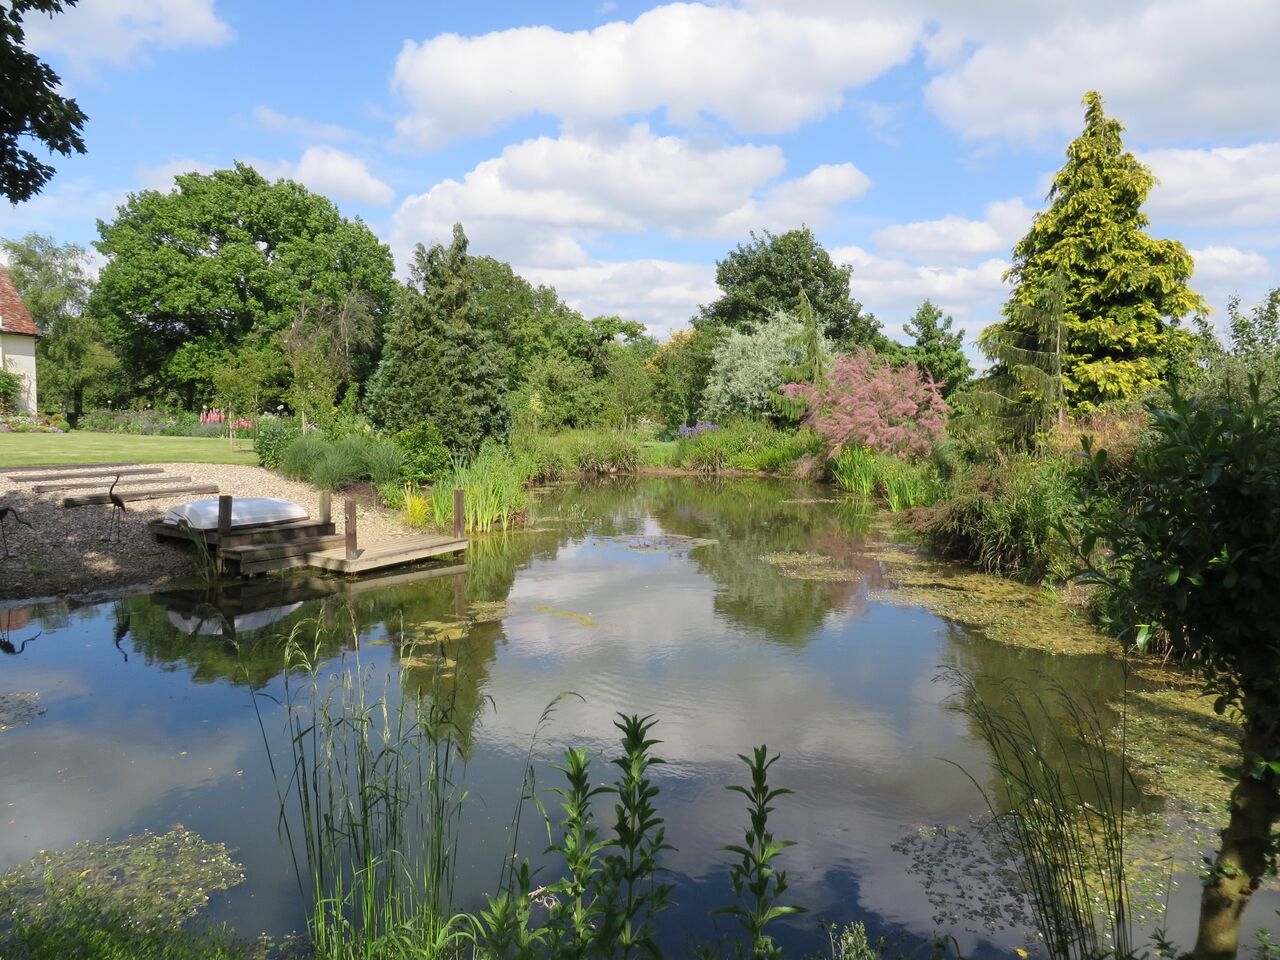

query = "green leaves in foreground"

[{"left": 714, "top": 745, "right": 805, "bottom": 960}]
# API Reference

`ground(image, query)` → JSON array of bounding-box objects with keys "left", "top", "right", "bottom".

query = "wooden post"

[
  {"left": 454, "top": 569, "right": 466, "bottom": 619},
  {"left": 453, "top": 488, "right": 465, "bottom": 539},
  {"left": 344, "top": 498, "right": 358, "bottom": 560},
  {"left": 318, "top": 491, "right": 331, "bottom": 525},
  {"left": 216, "top": 495, "right": 233, "bottom": 575}
]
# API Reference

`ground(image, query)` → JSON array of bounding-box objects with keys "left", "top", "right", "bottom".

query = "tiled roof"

[{"left": 0, "top": 267, "right": 40, "bottom": 338}]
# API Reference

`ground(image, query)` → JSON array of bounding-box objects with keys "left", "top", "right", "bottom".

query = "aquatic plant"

[
  {"left": 427, "top": 445, "right": 530, "bottom": 532},
  {"left": 715, "top": 745, "right": 805, "bottom": 959},
  {"left": 830, "top": 445, "right": 878, "bottom": 497},
  {"left": 270, "top": 635, "right": 472, "bottom": 959},
  {"left": 947, "top": 669, "right": 1137, "bottom": 960}
]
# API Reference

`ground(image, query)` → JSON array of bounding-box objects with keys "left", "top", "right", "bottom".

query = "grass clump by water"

[
  {"left": 829, "top": 446, "right": 940, "bottom": 511},
  {"left": 280, "top": 433, "right": 405, "bottom": 492}
]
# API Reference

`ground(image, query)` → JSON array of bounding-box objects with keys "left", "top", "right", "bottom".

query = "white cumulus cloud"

[
  {"left": 872, "top": 198, "right": 1033, "bottom": 263},
  {"left": 292, "top": 148, "right": 394, "bottom": 206},
  {"left": 391, "top": 3, "right": 920, "bottom": 148},
  {"left": 921, "top": 0, "right": 1280, "bottom": 145},
  {"left": 25, "top": 0, "right": 232, "bottom": 74},
  {"left": 1144, "top": 144, "right": 1280, "bottom": 229},
  {"left": 1190, "top": 246, "right": 1270, "bottom": 284},
  {"left": 391, "top": 125, "right": 870, "bottom": 268}
]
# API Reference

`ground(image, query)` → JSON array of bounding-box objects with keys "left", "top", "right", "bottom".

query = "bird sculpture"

[
  {"left": 0, "top": 504, "right": 32, "bottom": 557},
  {"left": 103, "top": 474, "right": 127, "bottom": 541}
]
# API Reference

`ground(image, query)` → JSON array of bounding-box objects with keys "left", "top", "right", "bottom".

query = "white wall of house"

[{"left": 0, "top": 333, "right": 38, "bottom": 416}]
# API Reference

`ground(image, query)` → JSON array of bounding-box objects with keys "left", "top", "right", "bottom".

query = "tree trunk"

[{"left": 1190, "top": 717, "right": 1280, "bottom": 960}]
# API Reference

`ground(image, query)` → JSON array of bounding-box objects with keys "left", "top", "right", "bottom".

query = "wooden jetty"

[{"left": 149, "top": 491, "right": 468, "bottom": 577}]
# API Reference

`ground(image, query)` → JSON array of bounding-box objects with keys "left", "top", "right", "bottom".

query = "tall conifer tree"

[{"left": 986, "top": 91, "right": 1204, "bottom": 409}]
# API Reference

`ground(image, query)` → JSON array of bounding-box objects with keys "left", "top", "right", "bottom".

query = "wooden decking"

[{"left": 149, "top": 492, "right": 467, "bottom": 577}]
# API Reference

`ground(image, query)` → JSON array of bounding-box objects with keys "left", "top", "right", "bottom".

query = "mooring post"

[
  {"left": 319, "top": 491, "right": 331, "bottom": 525},
  {"left": 345, "top": 498, "right": 358, "bottom": 560},
  {"left": 216, "top": 495, "right": 233, "bottom": 574},
  {"left": 454, "top": 569, "right": 466, "bottom": 619},
  {"left": 453, "top": 488, "right": 464, "bottom": 539}
]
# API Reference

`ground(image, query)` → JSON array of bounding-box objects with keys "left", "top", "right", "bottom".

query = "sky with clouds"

[{"left": 1, "top": 0, "right": 1276, "bottom": 350}]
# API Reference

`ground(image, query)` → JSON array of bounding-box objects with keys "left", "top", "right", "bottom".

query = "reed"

[
  {"left": 947, "top": 669, "right": 1137, "bottom": 960},
  {"left": 878, "top": 459, "right": 939, "bottom": 512},
  {"left": 427, "top": 446, "right": 530, "bottom": 533},
  {"left": 830, "top": 446, "right": 879, "bottom": 497},
  {"left": 272, "top": 633, "right": 471, "bottom": 959}
]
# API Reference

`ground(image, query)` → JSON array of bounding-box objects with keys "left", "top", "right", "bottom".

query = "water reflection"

[{"left": 0, "top": 477, "right": 1154, "bottom": 956}]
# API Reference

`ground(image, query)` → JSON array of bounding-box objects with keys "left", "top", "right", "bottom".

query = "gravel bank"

[{"left": 0, "top": 463, "right": 417, "bottom": 603}]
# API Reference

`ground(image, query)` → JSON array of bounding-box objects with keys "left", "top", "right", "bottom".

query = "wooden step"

[
  {"left": 13, "top": 465, "right": 158, "bottom": 482},
  {"left": 221, "top": 535, "right": 348, "bottom": 570},
  {"left": 64, "top": 484, "right": 220, "bottom": 507},
  {"left": 35, "top": 473, "right": 187, "bottom": 493},
  {"left": 6, "top": 461, "right": 138, "bottom": 476},
  {"left": 220, "top": 534, "right": 346, "bottom": 565}
]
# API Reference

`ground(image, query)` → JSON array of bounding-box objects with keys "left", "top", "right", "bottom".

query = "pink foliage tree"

[{"left": 781, "top": 349, "right": 948, "bottom": 459}]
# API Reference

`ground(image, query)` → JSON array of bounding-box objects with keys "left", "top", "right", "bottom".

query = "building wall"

[{"left": 0, "top": 333, "right": 38, "bottom": 416}]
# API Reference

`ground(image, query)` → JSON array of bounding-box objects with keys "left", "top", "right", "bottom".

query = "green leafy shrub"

[
  {"left": 672, "top": 419, "right": 819, "bottom": 474},
  {"left": 392, "top": 421, "right": 452, "bottom": 485},
  {"left": 0, "top": 367, "right": 23, "bottom": 414},
  {"left": 255, "top": 415, "right": 302, "bottom": 470}
]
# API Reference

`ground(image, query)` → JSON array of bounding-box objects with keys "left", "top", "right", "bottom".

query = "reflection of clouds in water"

[{"left": 0, "top": 709, "right": 249, "bottom": 870}]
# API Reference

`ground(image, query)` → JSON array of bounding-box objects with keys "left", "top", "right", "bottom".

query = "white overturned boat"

[{"left": 161, "top": 497, "right": 309, "bottom": 530}]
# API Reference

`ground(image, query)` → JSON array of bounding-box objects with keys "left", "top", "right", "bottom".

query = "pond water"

[{"left": 0, "top": 477, "right": 1178, "bottom": 954}]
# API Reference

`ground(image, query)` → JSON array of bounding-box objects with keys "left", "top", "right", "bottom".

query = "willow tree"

[{"left": 989, "top": 91, "right": 1204, "bottom": 409}]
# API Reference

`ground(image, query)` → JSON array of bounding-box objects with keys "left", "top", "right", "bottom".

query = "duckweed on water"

[
  {"left": 760, "top": 551, "right": 863, "bottom": 582},
  {"left": 0, "top": 692, "right": 43, "bottom": 733},
  {"left": 596, "top": 533, "right": 717, "bottom": 552},
  {"left": 467, "top": 600, "right": 509, "bottom": 623}
]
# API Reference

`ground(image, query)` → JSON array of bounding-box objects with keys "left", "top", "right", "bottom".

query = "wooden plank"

[
  {"left": 63, "top": 483, "right": 220, "bottom": 507},
  {"left": 148, "top": 517, "right": 334, "bottom": 546},
  {"left": 33, "top": 474, "right": 186, "bottom": 493},
  {"left": 220, "top": 534, "right": 345, "bottom": 564},
  {"left": 306, "top": 535, "right": 467, "bottom": 574},
  {"left": 5, "top": 461, "right": 138, "bottom": 476},
  {"left": 12, "top": 465, "right": 158, "bottom": 482}
]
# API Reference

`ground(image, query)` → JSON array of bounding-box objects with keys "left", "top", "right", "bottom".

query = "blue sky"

[{"left": 2, "top": 0, "right": 1276, "bottom": 352}]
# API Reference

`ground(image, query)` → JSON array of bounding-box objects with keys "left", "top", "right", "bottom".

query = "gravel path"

[{"left": 0, "top": 463, "right": 416, "bottom": 603}]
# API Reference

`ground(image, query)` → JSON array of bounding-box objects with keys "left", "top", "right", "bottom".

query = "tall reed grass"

[
  {"left": 428, "top": 446, "right": 530, "bottom": 533},
  {"left": 269, "top": 634, "right": 471, "bottom": 959},
  {"left": 947, "top": 669, "right": 1137, "bottom": 960}
]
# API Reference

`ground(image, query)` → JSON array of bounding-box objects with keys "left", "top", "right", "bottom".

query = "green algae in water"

[
  {"left": 760, "top": 551, "right": 863, "bottom": 582},
  {"left": 0, "top": 692, "right": 43, "bottom": 733},
  {"left": 596, "top": 533, "right": 717, "bottom": 552},
  {"left": 468, "top": 600, "right": 509, "bottom": 623},
  {"left": 0, "top": 826, "right": 244, "bottom": 926},
  {"left": 869, "top": 539, "right": 1113, "bottom": 656},
  {"left": 533, "top": 603, "right": 602, "bottom": 627}
]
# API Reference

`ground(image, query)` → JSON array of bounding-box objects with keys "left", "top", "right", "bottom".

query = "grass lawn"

[{"left": 0, "top": 433, "right": 258, "bottom": 467}]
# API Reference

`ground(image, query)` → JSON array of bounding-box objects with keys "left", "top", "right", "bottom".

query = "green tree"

[
  {"left": 1081, "top": 379, "right": 1280, "bottom": 960},
  {"left": 366, "top": 224, "right": 510, "bottom": 452},
  {"left": 977, "top": 271, "right": 1068, "bottom": 442},
  {"left": 0, "top": 1, "right": 87, "bottom": 203},
  {"left": 904, "top": 300, "right": 972, "bottom": 398},
  {"left": 989, "top": 91, "right": 1204, "bottom": 409},
  {"left": 1227, "top": 288, "right": 1280, "bottom": 375},
  {"left": 701, "top": 310, "right": 833, "bottom": 424},
  {"left": 645, "top": 328, "right": 720, "bottom": 429},
  {"left": 598, "top": 338, "right": 657, "bottom": 429},
  {"left": 697, "top": 227, "right": 882, "bottom": 348},
  {"left": 0, "top": 232, "right": 114, "bottom": 422},
  {"left": 90, "top": 163, "right": 396, "bottom": 407}
]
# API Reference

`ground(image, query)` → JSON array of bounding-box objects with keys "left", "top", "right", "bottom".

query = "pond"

[{"left": 0, "top": 477, "right": 1227, "bottom": 954}]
